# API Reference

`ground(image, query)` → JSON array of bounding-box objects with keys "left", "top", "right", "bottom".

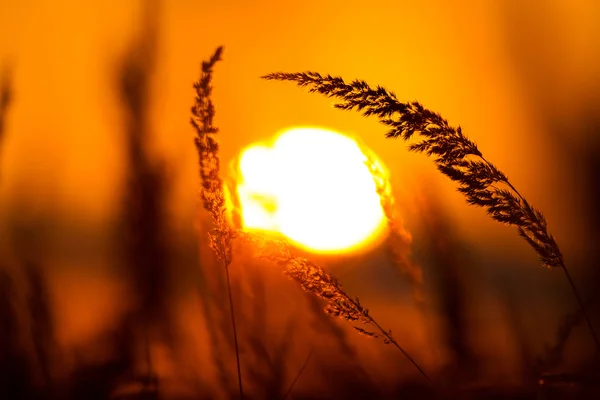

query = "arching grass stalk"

[
  {"left": 191, "top": 47, "right": 243, "bottom": 399},
  {"left": 262, "top": 71, "right": 600, "bottom": 353},
  {"left": 242, "top": 232, "right": 435, "bottom": 386}
]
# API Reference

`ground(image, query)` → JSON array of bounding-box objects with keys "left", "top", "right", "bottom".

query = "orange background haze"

[{"left": 1, "top": 0, "right": 599, "bottom": 397}]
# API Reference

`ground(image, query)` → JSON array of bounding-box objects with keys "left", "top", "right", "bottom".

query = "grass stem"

[
  {"left": 561, "top": 264, "right": 600, "bottom": 352},
  {"left": 224, "top": 262, "right": 244, "bottom": 399}
]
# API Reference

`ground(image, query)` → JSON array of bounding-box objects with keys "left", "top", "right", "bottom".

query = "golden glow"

[{"left": 237, "top": 127, "right": 386, "bottom": 253}]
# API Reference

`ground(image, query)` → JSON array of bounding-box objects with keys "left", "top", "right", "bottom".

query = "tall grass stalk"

[
  {"left": 190, "top": 47, "right": 243, "bottom": 399},
  {"left": 243, "top": 232, "right": 435, "bottom": 386},
  {"left": 282, "top": 348, "right": 313, "bottom": 399},
  {"left": 262, "top": 71, "right": 600, "bottom": 353}
]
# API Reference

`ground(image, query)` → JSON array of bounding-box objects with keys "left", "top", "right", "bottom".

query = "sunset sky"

[
  {"left": 0, "top": 1, "right": 599, "bottom": 389},
  {"left": 1, "top": 0, "right": 598, "bottom": 234}
]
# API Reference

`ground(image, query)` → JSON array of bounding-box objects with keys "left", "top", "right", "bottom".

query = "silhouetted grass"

[
  {"left": 190, "top": 46, "right": 244, "bottom": 399},
  {"left": 261, "top": 71, "right": 600, "bottom": 355},
  {"left": 244, "top": 232, "right": 435, "bottom": 386},
  {"left": 116, "top": 0, "right": 170, "bottom": 394},
  {"left": 2, "top": 13, "right": 599, "bottom": 397},
  {"left": 189, "top": 46, "right": 435, "bottom": 392}
]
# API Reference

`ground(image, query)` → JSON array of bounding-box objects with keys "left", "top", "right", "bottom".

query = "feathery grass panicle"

[
  {"left": 364, "top": 152, "right": 423, "bottom": 304},
  {"left": 262, "top": 72, "right": 561, "bottom": 268},
  {"left": 191, "top": 46, "right": 244, "bottom": 399},
  {"left": 261, "top": 71, "right": 600, "bottom": 352},
  {"left": 241, "top": 232, "right": 434, "bottom": 385},
  {"left": 191, "top": 46, "right": 236, "bottom": 267}
]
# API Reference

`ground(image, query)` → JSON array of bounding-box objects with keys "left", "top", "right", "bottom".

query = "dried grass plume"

[
  {"left": 262, "top": 70, "right": 600, "bottom": 352},
  {"left": 190, "top": 46, "right": 244, "bottom": 398}
]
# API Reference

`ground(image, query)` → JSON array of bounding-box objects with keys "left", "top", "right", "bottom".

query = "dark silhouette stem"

[
  {"left": 482, "top": 157, "right": 600, "bottom": 353},
  {"left": 344, "top": 292, "right": 434, "bottom": 387},
  {"left": 560, "top": 263, "right": 600, "bottom": 352},
  {"left": 283, "top": 348, "right": 313, "bottom": 399},
  {"left": 365, "top": 315, "right": 436, "bottom": 387},
  {"left": 224, "top": 261, "right": 244, "bottom": 399}
]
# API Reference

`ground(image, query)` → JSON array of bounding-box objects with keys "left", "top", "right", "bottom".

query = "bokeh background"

[{"left": 0, "top": 0, "right": 599, "bottom": 398}]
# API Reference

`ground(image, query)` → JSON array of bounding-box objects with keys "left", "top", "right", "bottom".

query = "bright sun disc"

[{"left": 236, "top": 127, "right": 386, "bottom": 253}]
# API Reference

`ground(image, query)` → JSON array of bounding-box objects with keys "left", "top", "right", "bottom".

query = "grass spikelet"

[
  {"left": 261, "top": 70, "right": 600, "bottom": 353},
  {"left": 191, "top": 46, "right": 235, "bottom": 264},
  {"left": 241, "top": 232, "right": 434, "bottom": 385},
  {"left": 190, "top": 46, "right": 244, "bottom": 399}
]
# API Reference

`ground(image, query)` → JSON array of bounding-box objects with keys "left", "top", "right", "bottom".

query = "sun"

[{"left": 235, "top": 127, "right": 387, "bottom": 254}]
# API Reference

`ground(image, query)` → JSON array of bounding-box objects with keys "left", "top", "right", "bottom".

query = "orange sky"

[
  {"left": 1, "top": 2, "right": 600, "bottom": 392},
  {"left": 0, "top": 0, "right": 599, "bottom": 256}
]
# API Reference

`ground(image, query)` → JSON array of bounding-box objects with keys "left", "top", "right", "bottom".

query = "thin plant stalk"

[
  {"left": 224, "top": 257, "right": 243, "bottom": 400},
  {"left": 262, "top": 71, "right": 600, "bottom": 353},
  {"left": 243, "top": 232, "right": 435, "bottom": 386},
  {"left": 283, "top": 348, "right": 313, "bottom": 399},
  {"left": 191, "top": 46, "right": 243, "bottom": 399},
  {"left": 496, "top": 160, "right": 600, "bottom": 352}
]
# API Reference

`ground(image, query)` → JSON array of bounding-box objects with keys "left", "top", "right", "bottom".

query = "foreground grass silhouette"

[
  {"left": 191, "top": 48, "right": 436, "bottom": 397},
  {"left": 261, "top": 71, "right": 600, "bottom": 357}
]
